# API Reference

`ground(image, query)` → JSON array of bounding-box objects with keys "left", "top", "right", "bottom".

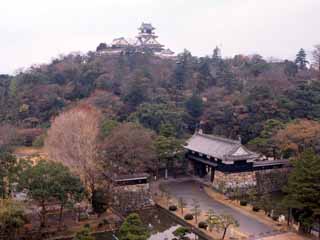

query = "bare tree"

[
  {"left": 191, "top": 199, "right": 201, "bottom": 224},
  {"left": 217, "top": 214, "right": 239, "bottom": 240},
  {"left": 206, "top": 209, "right": 219, "bottom": 232},
  {"left": 312, "top": 45, "right": 320, "bottom": 80},
  {"left": 177, "top": 197, "right": 187, "bottom": 215},
  {"left": 0, "top": 124, "right": 17, "bottom": 150},
  {"left": 164, "top": 191, "right": 171, "bottom": 208},
  {"left": 45, "top": 104, "right": 102, "bottom": 199}
]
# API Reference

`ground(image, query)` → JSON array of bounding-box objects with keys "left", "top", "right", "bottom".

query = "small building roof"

[
  {"left": 104, "top": 173, "right": 150, "bottom": 182},
  {"left": 112, "top": 37, "right": 129, "bottom": 46},
  {"left": 161, "top": 48, "right": 175, "bottom": 55},
  {"left": 185, "top": 132, "right": 259, "bottom": 162},
  {"left": 139, "top": 23, "right": 155, "bottom": 31}
]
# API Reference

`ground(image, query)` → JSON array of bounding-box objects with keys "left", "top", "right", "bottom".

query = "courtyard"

[{"left": 161, "top": 180, "right": 283, "bottom": 239}]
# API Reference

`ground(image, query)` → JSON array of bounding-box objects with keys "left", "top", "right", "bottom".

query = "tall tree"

[
  {"left": 46, "top": 104, "right": 101, "bottom": 199},
  {"left": 185, "top": 94, "right": 204, "bottom": 120},
  {"left": 101, "top": 123, "right": 156, "bottom": 175},
  {"left": 118, "top": 213, "right": 150, "bottom": 240},
  {"left": 283, "top": 150, "right": 320, "bottom": 237},
  {"left": 154, "top": 135, "right": 183, "bottom": 178},
  {"left": 312, "top": 45, "right": 320, "bottom": 80},
  {"left": 295, "top": 48, "right": 309, "bottom": 70}
]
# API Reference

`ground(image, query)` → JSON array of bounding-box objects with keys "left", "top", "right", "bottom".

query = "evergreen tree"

[
  {"left": 173, "top": 227, "right": 191, "bottom": 240},
  {"left": 295, "top": 48, "right": 309, "bottom": 70},
  {"left": 0, "top": 200, "right": 27, "bottom": 240},
  {"left": 185, "top": 94, "right": 204, "bottom": 119},
  {"left": 173, "top": 49, "right": 193, "bottom": 90},
  {"left": 283, "top": 150, "right": 320, "bottom": 236},
  {"left": 118, "top": 213, "right": 150, "bottom": 240}
]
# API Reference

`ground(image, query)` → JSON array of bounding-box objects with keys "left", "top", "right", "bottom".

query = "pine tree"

[
  {"left": 283, "top": 150, "right": 320, "bottom": 236},
  {"left": 295, "top": 48, "right": 309, "bottom": 70},
  {"left": 118, "top": 213, "right": 150, "bottom": 240}
]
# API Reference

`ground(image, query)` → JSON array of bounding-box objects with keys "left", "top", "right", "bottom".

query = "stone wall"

[
  {"left": 212, "top": 171, "right": 256, "bottom": 193},
  {"left": 212, "top": 168, "right": 290, "bottom": 193},
  {"left": 112, "top": 185, "right": 153, "bottom": 214}
]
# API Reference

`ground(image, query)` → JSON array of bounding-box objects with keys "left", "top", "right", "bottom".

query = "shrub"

[
  {"left": 240, "top": 200, "right": 247, "bottom": 206},
  {"left": 169, "top": 205, "right": 178, "bottom": 211},
  {"left": 252, "top": 206, "right": 260, "bottom": 212},
  {"left": 198, "top": 221, "right": 208, "bottom": 229},
  {"left": 184, "top": 214, "right": 194, "bottom": 220}
]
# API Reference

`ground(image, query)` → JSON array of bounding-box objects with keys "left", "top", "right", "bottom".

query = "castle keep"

[{"left": 99, "top": 23, "right": 175, "bottom": 58}]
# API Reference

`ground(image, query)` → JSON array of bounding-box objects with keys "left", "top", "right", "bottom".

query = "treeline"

[{"left": 1, "top": 46, "right": 320, "bottom": 157}]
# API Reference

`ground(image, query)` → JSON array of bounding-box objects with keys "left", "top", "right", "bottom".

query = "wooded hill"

[{"left": 1, "top": 46, "right": 320, "bottom": 158}]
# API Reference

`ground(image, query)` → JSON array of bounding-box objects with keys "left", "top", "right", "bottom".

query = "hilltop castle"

[{"left": 97, "top": 23, "right": 175, "bottom": 58}]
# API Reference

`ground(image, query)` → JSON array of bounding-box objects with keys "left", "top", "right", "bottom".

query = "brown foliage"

[
  {"left": 274, "top": 119, "right": 320, "bottom": 155},
  {"left": 101, "top": 123, "right": 156, "bottom": 175},
  {"left": 45, "top": 104, "right": 102, "bottom": 194},
  {"left": 0, "top": 124, "right": 17, "bottom": 149}
]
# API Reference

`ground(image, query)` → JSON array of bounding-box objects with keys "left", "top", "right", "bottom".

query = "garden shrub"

[
  {"left": 169, "top": 205, "right": 178, "bottom": 211},
  {"left": 198, "top": 221, "right": 208, "bottom": 229},
  {"left": 240, "top": 200, "right": 247, "bottom": 206},
  {"left": 252, "top": 206, "right": 260, "bottom": 212},
  {"left": 184, "top": 214, "right": 194, "bottom": 220}
]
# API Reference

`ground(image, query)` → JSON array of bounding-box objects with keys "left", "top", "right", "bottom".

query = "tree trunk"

[
  {"left": 58, "top": 204, "right": 64, "bottom": 230},
  {"left": 318, "top": 218, "right": 320, "bottom": 239},
  {"left": 222, "top": 228, "right": 227, "bottom": 240},
  {"left": 40, "top": 203, "right": 47, "bottom": 229}
]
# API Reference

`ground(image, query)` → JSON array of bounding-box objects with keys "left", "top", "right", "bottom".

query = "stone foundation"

[
  {"left": 212, "top": 171, "right": 256, "bottom": 192},
  {"left": 112, "top": 184, "right": 152, "bottom": 214},
  {"left": 212, "top": 168, "right": 290, "bottom": 193}
]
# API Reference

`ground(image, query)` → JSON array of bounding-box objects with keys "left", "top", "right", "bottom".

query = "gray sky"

[{"left": 1, "top": 0, "right": 320, "bottom": 74}]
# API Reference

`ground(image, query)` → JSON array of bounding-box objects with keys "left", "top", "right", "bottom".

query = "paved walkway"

[
  {"left": 161, "top": 180, "right": 280, "bottom": 239},
  {"left": 260, "top": 232, "right": 309, "bottom": 240}
]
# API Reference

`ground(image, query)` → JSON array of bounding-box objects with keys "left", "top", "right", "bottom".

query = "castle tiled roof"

[
  {"left": 139, "top": 23, "right": 155, "bottom": 30},
  {"left": 185, "top": 132, "right": 259, "bottom": 162}
]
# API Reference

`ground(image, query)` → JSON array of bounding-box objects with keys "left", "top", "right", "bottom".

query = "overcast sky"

[{"left": 1, "top": 0, "right": 320, "bottom": 74}]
